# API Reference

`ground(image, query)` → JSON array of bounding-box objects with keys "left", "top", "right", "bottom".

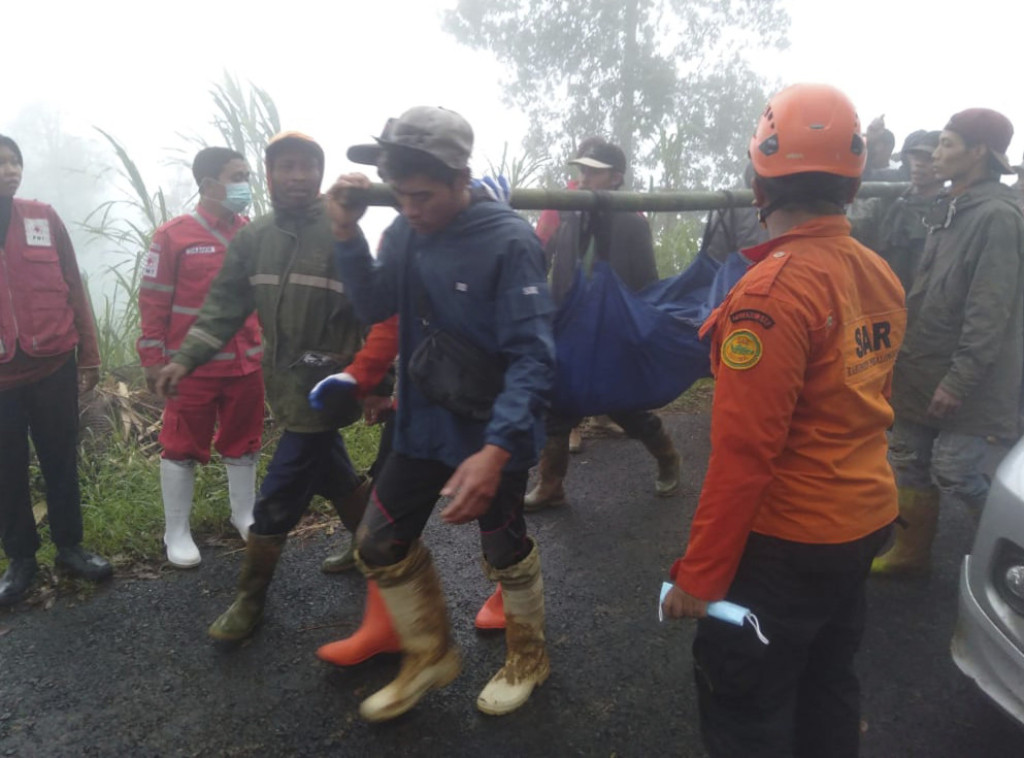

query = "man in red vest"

[{"left": 0, "top": 134, "right": 112, "bottom": 605}]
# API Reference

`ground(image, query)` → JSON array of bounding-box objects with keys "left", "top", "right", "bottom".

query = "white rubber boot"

[
  {"left": 160, "top": 458, "right": 200, "bottom": 568},
  {"left": 477, "top": 541, "right": 549, "bottom": 715},
  {"left": 224, "top": 453, "right": 257, "bottom": 542}
]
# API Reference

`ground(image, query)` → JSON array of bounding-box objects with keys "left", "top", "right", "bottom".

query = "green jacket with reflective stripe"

[{"left": 173, "top": 201, "right": 364, "bottom": 432}]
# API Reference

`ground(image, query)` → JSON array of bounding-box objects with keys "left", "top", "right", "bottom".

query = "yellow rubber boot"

[
  {"left": 477, "top": 541, "right": 550, "bottom": 716},
  {"left": 871, "top": 487, "right": 940, "bottom": 577},
  {"left": 357, "top": 542, "right": 461, "bottom": 722}
]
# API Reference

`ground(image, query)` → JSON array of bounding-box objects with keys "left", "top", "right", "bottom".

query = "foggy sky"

[{"left": 5, "top": 0, "right": 1023, "bottom": 270}]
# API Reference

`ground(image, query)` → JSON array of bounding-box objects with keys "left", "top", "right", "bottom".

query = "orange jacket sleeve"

[
  {"left": 671, "top": 292, "right": 808, "bottom": 601},
  {"left": 343, "top": 315, "right": 398, "bottom": 399},
  {"left": 136, "top": 226, "right": 176, "bottom": 367}
]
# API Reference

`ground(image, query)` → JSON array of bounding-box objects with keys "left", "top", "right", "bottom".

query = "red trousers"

[{"left": 159, "top": 371, "right": 264, "bottom": 463}]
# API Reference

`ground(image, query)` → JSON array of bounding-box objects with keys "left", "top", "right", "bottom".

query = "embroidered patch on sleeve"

[
  {"left": 729, "top": 309, "right": 775, "bottom": 329},
  {"left": 721, "top": 329, "right": 763, "bottom": 370},
  {"left": 142, "top": 251, "right": 160, "bottom": 279}
]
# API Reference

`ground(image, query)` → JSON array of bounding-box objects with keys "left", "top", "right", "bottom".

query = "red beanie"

[{"left": 945, "top": 109, "right": 1014, "bottom": 173}]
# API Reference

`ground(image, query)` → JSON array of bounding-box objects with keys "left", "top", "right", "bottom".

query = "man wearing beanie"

[
  {"left": 874, "top": 109, "right": 1024, "bottom": 576},
  {"left": 155, "top": 132, "right": 395, "bottom": 640}
]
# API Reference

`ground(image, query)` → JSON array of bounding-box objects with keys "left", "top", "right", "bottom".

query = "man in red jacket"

[
  {"left": 0, "top": 134, "right": 112, "bottom": 605},
  {"left": 138, "top": 147, "right": 264, "bottom": 568}
]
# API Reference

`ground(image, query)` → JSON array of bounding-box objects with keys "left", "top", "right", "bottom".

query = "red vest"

[{"left": 0, "top": 199, "right": 79, "bottom": 364}]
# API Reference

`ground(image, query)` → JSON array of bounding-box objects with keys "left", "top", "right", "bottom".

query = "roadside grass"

[
  {"left": 3, "top": 378, "right": 707, "bottom": 582},
  {"left": 0, "top": 421, "right": 382, "bottom": 581}
]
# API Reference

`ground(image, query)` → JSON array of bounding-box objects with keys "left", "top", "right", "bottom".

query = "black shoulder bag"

[{"left": 405, "top": 249, "right": 505, "bottom": 422}]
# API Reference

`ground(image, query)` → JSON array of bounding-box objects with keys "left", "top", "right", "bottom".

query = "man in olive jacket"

[
  {"left": 875, "top": 109, "right": 1024, "bottom": 577},
  {"left": 156, "top": 132, "right": 381, "bottom": 639}
]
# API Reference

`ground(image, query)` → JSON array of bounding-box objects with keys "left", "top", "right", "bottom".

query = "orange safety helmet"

[{"left": 749, "top": 84, "right": 866, "bottom": 179}]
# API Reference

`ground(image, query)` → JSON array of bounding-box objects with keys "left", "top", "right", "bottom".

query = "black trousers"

[
  {"left": 252, "top": 429, "right": 362, "bottom": 536},
  {"left": 547, "top": 408, "right": 662, "bottom": 441},
  {"left": 357, "top": 452, "right": 530, "bottom": 570},
  {"left": 693, "top": 526, "right": 891, "bottom": 758},
  {"left": 0, "top": 357, "right": 83, "bottom": 558}
]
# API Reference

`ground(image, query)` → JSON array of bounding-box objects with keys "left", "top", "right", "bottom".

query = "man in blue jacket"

[{"left": 325, "top": 106, "right": 555, "bottom": 722}]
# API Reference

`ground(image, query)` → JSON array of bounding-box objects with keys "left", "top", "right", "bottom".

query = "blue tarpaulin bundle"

[{"left": 550, "top": 251, "right": 748, "bottom": 418}]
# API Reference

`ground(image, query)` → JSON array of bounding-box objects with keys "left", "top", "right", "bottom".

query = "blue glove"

[
  {"left": 309, "top": 372, "right": 358, "bottom": 410},
  {"left": 472, "top": 175, "right": 512, "bottom": 204}
]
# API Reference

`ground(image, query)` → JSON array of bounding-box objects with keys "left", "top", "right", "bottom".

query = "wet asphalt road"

[{"left": 1, "top": 412, "right": 1023, "bottom": 757}]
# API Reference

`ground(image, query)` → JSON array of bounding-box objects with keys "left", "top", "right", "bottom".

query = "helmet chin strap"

[{"left": 757, "top": 199, "right": 787, "bottom": 225}]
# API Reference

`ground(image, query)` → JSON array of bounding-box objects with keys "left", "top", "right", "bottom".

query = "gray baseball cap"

[{"left": 347, "top": 106, "right": 473, "bottom": 171}]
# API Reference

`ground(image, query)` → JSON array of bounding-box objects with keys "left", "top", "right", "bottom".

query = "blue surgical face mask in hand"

[
  {"left": 659, "top": 581, "right": 769, "bottom": 645},
  {"left": 221, "top": 182, "right": 252, "bottom": 215}
]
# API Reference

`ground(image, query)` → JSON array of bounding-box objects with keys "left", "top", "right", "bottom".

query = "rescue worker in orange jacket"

[
  {"left": 661, "top": 84, "right": 906, "bottom": 758},
  {"left": 138, "top": 147, "right": 264, "bottom": 568}
]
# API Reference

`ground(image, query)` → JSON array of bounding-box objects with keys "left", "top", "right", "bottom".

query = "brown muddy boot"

[
  {"left": 871, "top": 487, "right": 940, "bottom": 577},
  {"left": 641, "top": 427, "right": 681, "bottom": 497},
  {"left": 357, "top": 541, "right": 462, "bottom": 722},
  {"left": 322, "top": 477, "right": 373, "bottom": 574},
  {"left": 568, "top": 426, "right": 583, "bottom": 454},
  {"left": 477, "top": 540, "right": 550, "bottom": 716},
  {"left": 524, "top": 434, "right": 570, "bottom": 512},
  {"left": 208, "top": 532, "right": 286, "bottom": 641}
]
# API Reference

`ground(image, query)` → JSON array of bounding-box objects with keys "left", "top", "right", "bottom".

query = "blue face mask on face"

[{"left": 221, "top": 182, "right": 252, "bottom": 214}]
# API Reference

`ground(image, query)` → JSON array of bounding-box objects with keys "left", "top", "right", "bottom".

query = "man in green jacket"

[
  {"left": 874, "top": 109, "right": 1024, "bottom": 576},
  {"left": 850, "top": 130, "right": 943, "bottom": 293},
  {"left": 155, "top": 132, "right": 380, "bottom": 639}
]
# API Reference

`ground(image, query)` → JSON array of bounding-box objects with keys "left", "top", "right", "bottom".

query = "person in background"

[
  {"left": 662, "top": 84, "right": 905, "bottom": 757},
  {"left": 526, "top": 142, "right": 680, "bottom": 512},
  {"left": 850, "top": 130, "right": 943, "bottom": 292},
  {"left": 0, "top": 134, "right": 113, "bottom": 606},
  {"left": 535, "top": 135, "right": 606, "bottom": 455},
  {"left": 138, "top": 147, "right": 263, "bottom": 568},
  {"left": 874, "top": 109, "right": 1024, "bottom": 576},
  {"left": 697, "top": 161, "right": 769, "bottom": 264},
  {"left": 864, "top": 115, "right": 903, "bottom": 180}
]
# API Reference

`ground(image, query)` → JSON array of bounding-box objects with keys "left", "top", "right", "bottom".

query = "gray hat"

[
  {"left": 347, "top": 106, "right": 473, "bottom": 171},
  {"left": 901, "top": 130, "right": 940, "bottom": 159}
]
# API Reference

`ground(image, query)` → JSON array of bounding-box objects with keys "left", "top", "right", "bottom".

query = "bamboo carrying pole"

[{"left": 348, "top": 182, "right": 909, "bottom": 213}]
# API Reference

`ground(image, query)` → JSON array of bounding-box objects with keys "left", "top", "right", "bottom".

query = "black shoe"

[
  {"left": 0, "top": 558, "right": 38, "bottom": 607},
  {"left": 55, "top": 546, "right": 113, "bottom": 582}
]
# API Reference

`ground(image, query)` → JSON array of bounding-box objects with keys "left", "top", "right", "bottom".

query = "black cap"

[
  {"left": 901, "top": 130, "right": 941, "bottom": 159},
  {"left": 568, "top": 143, "right": 627, "bottom": 174}
]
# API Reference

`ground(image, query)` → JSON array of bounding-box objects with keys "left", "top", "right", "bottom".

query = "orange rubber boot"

[
  {"left": 317, "top": 581, "right": 401, "bottom": 666},
  {"left": 474, "top": 583, "right": 506, "bottom": 630}
]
